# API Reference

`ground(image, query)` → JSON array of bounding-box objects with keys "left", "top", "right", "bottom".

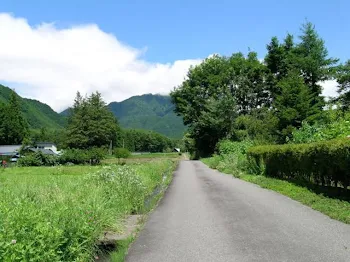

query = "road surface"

[{"left": 126, "top": 161, "right": 350, "bottom": 262}]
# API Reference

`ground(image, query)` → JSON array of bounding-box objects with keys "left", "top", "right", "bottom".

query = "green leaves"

[
  {"left": 171, "top": 53, "right": 270, "bottom": 156},
  {"left": 66, "top": 92, "right": 119, "bottom": 149},
  {"left": 0, "top": 90, "right": 29, "bottom": 144},
  {"left": 248, "top": 139, "right": 350, "bottom": 188}
]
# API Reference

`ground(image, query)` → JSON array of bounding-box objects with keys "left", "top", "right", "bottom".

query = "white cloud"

[
  {"left": 320, "top": 80, "right": 338, "bottom": 99},
  {"left": 0, "top": 13, "right": 202, "bottom": 112},
  {"left": 0, "top": 13, "right": 340, "bottom": 113}
]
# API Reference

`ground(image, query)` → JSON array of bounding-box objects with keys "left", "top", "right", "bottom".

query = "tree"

[
  {"left": 296, "top": 22, "right": 338, "bottom": 104},
  {"left": 171, "top": 55, "right": 238, "bottom": 157},
  {"left": 228, "top": 52, "right": 270, "bottom": 114},
  {"left": 265, "top": 23, "right": 338, "bottom": 107},
  {"left": 0, "top": 90, "right": 28, "bottom": 144},
  {"left": 66, "top": 92, "right": 119, "bottom": 149},
  {"left": 274, "top": 74, "right": 316, "bottom": 141},
  {"left": 336, "top": 60, "right": 350, "bottom": 110}
]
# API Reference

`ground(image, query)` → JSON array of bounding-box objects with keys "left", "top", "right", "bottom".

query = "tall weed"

[{"left": 0, "top": 161, "right": 174, "bottom": 261}]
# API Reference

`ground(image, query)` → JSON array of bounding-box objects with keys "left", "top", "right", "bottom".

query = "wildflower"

[{"left": 11, "top": 239, "right": 16, "bottom": 244}]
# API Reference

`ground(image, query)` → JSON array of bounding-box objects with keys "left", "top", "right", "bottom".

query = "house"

[
  {"left": 0, "top": 145, "right": 22, "bottom": 156},
  {"left": 0, "top": 145, "right": 22, "bottom": 162},
  {"left": 33, "top": 142, "right": 60, "bottom": 155},
  {"left": 0, "top": 142, "right": 60, "bottom": 162}
]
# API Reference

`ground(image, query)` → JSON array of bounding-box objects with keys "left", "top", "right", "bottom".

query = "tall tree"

[
  {"left": 336, "top": 60, "right": 350, "bottom": 110},
  {"left": 274, "top": 74, "right": 316, "bottom": 141},
  {"left": 228, "top": 52, "right": 270, "bottom": 114},
  {"left": 0, "top": 90, "right": 28, "bottom": 144},
  {"left": 296, "top": 22, "right": 338, "bottom": 98},
  {"left": 66, "top": 92, "right": 119, "bottom": 149},
  {"left": 171, "top": 55, "right": 237, "bottom": 156}
]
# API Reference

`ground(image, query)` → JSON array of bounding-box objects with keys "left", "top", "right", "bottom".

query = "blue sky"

[
  {"left": 2, "top": 0, "right": 349, "bottom": 62},
  {"left": 0, "top": 0, "right": 347, "bottom": 110}
]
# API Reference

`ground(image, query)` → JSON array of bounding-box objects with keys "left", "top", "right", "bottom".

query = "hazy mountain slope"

[
  {"left": 0, "top": 84, "right": 66, "bottom": 129},
  {"left": 108, "top": 94, "right": 186, "bottom": 138}
]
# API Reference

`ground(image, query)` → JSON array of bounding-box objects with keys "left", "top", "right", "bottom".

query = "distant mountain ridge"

[
  {"left": 0, "top": 84, "right": 66, "bottom": 129},
  {"left": 107, "top": 94, "right": 186, "bottom": 138},
  {"left": 62, "top": 94, "right": 187, "bottom": 138},
  {"left": 0, "top": 84, "right": 186, "bottom": 138}
]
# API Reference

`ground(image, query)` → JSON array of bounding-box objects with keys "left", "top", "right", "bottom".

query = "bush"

[
  {"left": 248, "top": 139, "right": 350, "bottom": 188},
  {"left": 291, "top": 116, "right": 350, "bottom": 144},
  {"left": 115, "top": 148, "right": 131, "bottom": 159},
  {"left": 18, "top": 152, "right": 58, "bottom": 167},
  {"left": 59, "top": 148, "right": 106, "bottom": 165},
  {"left": 203, "top": 154, "right": 222, "bottom": 169},
  {"left": 217, "top": 140, "right": 254, "bottom": 155}
]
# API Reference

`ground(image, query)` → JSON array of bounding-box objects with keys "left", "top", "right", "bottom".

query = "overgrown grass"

[
  {"left": 202, "top": 156, "right": 350, "bottom": 224},
  {"left": 102, "top": 153, "right": 181, "bottom": 165},
  {"left": 130, "top": 152, "right": 180, "bottom": 159},
  {"left": 0, "top": 160, "right": 176, "bottom": 261}
]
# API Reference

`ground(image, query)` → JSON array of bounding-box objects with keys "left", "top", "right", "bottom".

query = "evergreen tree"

[
  {"left": 336, "top": 60, "right": 350, "bottom": 110},
  {"left": 0, "top": 90, "right": 28, "bottom": 144},
  {"left": 66, "top": 92, "right": 119, "bottom": 149},
  {"left": 274, "top": 74, "right": 316, "bottom": 141},
  {"left": 296, "top": 22, "right": 338, "bottom": 103}
]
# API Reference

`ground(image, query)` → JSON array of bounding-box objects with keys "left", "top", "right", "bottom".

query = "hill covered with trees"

[
  {"left": 0, "top": 84, "right": 66, "bottom": 129},
  {"left": 62, "top": 94, "right": 187, "bottom": 138},
  {"left": 108, "top": 94, "right": 186, "bottom": 139}
]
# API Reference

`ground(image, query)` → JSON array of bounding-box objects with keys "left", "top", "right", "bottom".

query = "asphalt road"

[{"left": 126, "top": 161, "right": 350, "bottom": 262}]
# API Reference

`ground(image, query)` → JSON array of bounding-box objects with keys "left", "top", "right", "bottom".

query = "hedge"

[{"left": 247, "top": 139, "right": 350, "bottom": 188}]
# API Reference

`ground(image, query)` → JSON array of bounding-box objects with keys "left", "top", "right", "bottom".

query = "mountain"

[
  {"left": 0, "top": 85, "right": 186, "bottom": 138},
  {"left": 0, "top": 84, "right": 66, "bottom": 129},
  {"left": 107, "top": 94, "right": 186, "bottom": 138}
]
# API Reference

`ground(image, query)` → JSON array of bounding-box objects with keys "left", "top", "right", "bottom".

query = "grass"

[
  {"left": 102, "top": 153, "right": 182, "bottom": 165},
  {"left": 109, "top": 237, "right": 135, "bottom": 262},
  {"left": 202, "top": 157, "right": 350, "bottom": 224},
  {"left": 0, "top": 160, "right": 177, "bottom": 261},
  {"left": 130, "top": 152, "right": 180, "bottom": 159}
]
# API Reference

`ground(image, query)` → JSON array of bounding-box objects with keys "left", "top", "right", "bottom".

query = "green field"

[{"left": 0, "top": 160, "right": 177, "bottom": 261}]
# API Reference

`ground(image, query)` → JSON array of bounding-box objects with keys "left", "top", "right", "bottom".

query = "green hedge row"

[
  {"left": 18, "top": 148, "right": 106, "bottom": 166},
  {"left": 247, "top": 139, "right": 350, "bottom": 188}
]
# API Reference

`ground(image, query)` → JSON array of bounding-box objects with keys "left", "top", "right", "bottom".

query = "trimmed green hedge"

[{"left": 248, "top": 139, "right": 350, "bottom": 188}]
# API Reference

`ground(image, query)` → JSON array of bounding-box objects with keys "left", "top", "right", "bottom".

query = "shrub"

[
  {"left": 115, "top": 148, "right": 131, "bottom": 159},
  {"left": 217, "top": 140, "right": 254, "bottom": 155},
  {"left": 203, "top": 154, "right": 222, "bottom": 169},
  {"left": 17, "top": 152, "right": 58, "bottom": 167},
  {"left": 291, "top": 116, "right": 350, "bottom": 144},
  {"left": 59, "top": 148, "right": 106, "bottom": 165},
  {"left": 59, "top": 149, "right": 88, "bottom": 165},
  {"left": 248, "top": 139, "right": 350, "bottom": 188}
]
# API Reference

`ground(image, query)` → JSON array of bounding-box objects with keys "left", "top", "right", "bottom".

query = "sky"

[{"left": 0, "top": 0, "right": 349, "bottom": 112}]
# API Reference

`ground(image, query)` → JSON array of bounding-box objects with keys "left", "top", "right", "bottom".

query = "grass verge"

[
  {"left": 0, "top": 160, "right": 177, "bottom": 261},
  {"left": 108, "top": 159, "right": 177, "bottom": 261},
  {"left": 202, "top": 157, "right": 350, "bottom": 224}
]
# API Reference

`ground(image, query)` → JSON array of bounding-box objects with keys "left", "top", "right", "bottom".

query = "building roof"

[
  {"left": 29, "top": 148, "right": 57, "bottom": 155},
  {"left": 0, "top": 145, "right": 22, "bottom": 155},
  {"left": 35, "top": 142, "right": 56, "bottom": 147}
]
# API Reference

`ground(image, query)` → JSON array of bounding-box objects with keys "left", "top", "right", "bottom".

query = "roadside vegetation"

[
  {"left": 0, "top": 159, "right": 177, "bottom": 261},
  {"left": 170, "top": 21, "right": 350, "bottom": 224},
  {"left": 202, "top": 140, "right": 350, "bottom": 224},
  {"left": 0, "top": 87, "right": 181, "bottom": 261}
]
